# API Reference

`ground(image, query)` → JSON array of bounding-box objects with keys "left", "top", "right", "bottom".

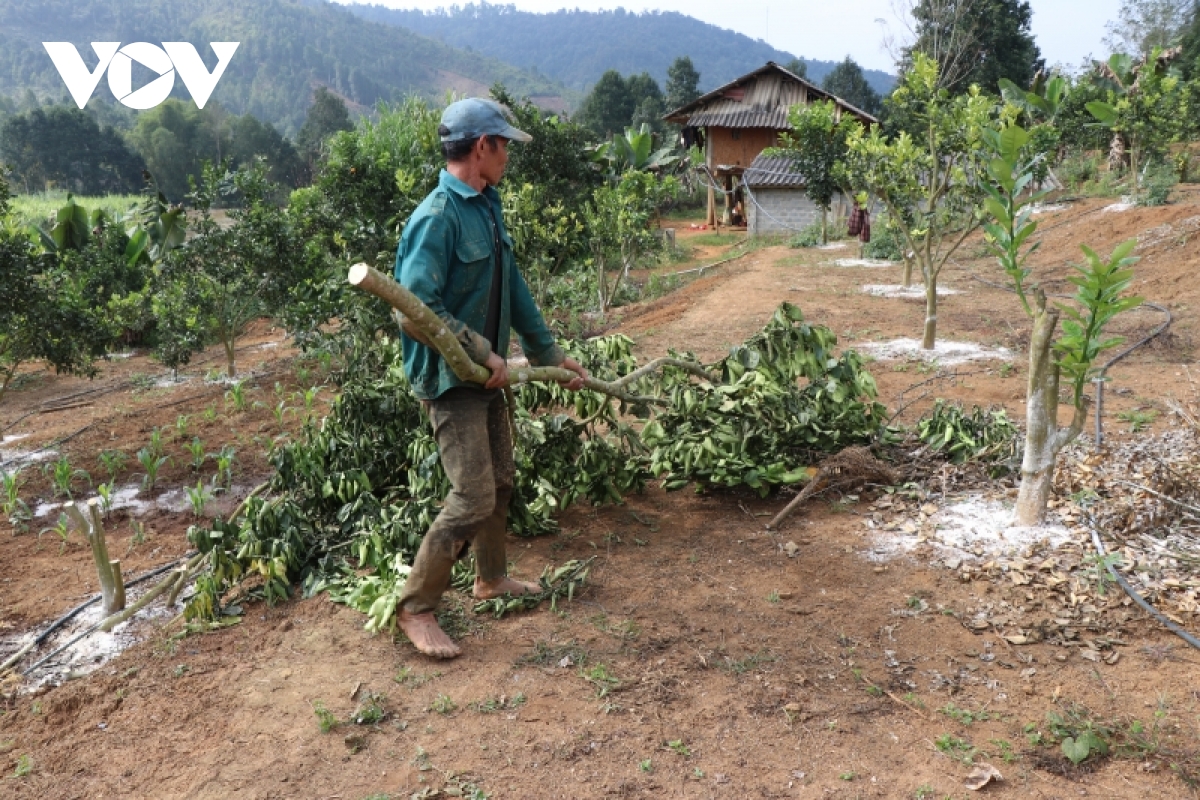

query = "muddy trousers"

[{"left": 397, "top": 387, "right": 514, "bottom": 615}]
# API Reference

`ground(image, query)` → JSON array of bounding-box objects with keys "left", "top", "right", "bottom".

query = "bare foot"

[
  {"left": 473, "top": 575, "right": 540, "bottom": 600},
  {"left": 397, "top": 609, "right": 461, "bottom": 659}
]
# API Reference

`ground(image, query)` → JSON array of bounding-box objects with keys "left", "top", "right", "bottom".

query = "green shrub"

[
  {"left": 863, "top": 216, "right": 904, "bottom": 261},
  {"left": 1056, "top": 150, "right": 1101, "bottom": 190},
  {"left": 1138, "top": 161, "right": 1176, "bottom": 207},
  {"left": 789, "top": 217, "right": 849, "bottom": 248},
  {"left": 789, "top": 220, "right": 823, "bottom": 248}
]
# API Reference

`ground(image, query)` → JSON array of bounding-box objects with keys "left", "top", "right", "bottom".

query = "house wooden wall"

[{"left": 707, "top": 127, "right": 780, "bottom": 169}]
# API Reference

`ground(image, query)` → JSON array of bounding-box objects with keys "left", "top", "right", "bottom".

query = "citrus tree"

[
  {"left": 153, "top": 161, "right": 302, "bottom": 377},
  {"left": 0, "top": 176, "right": 119, "bottom": 403},
  {"left": 585, "top": 169, "right": 678, "bottom": 313},
  {"left": 981, "top": 124, "right": 1142, "bottom": 525},
  {"left": 843, "top": 54, "right": 994, "bottom": 349},
  {"left": 771, "top": 100, "right": 856, "bottom": 244}
]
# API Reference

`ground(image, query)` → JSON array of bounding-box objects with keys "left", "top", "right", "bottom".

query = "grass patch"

[
  {"left": 935, "top": 733, "right": 977, "bottom": 764},
  {"left": 469, "top": 693, "right": 527, "bottom": 713},
  {"left": 515, "top": 640, "right": 587, "bottom": 668},
  {"left": 686, "top": 232, "right": 744, "bottom": 248},
  {"left": 350, "top": 690, "right": 387, "bottom": 725},
  {"left": 940, "top": 702, "right": 990, "bottom": 726},
  {"left": 579, "top": 663, "right": 621, "bottom": 697},
  {"left": 11, "top": 192, "right": 142, "bottom": 227},
  {"left": 1116, "top": 408, "right": 1157, "bottom": 431},
  {"left": 429, "top": 693, "right": 457, "bottom": 715},
  {"left": 394, "top": 665, "right": 441, "bottom": 688}
]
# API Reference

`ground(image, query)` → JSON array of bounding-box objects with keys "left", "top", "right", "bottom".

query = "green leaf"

[
  {"left": 996, "top": 126, "right": 1029, "bottom": 162},
  {"left": 1061, "top": 736, "right": 1091, "bottom": 764},
  {"left": 1085, "top": 101, "right": 1117, "bottom": 126},
  {"left": 984, "top": 198, "right": 1010, "bottom": 225}
]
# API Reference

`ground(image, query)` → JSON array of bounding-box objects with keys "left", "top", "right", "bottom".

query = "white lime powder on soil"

[
  {"left": 856, "top": 338, "right": 1011, "bottom": 365},
  {"left": 861, "top": 284, "right": 960, "bottom": 299},
  {"left": 866, "top": 496, "right": 1075, "bottom": 564}
]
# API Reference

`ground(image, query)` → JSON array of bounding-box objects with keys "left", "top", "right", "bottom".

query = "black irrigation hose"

[
  {"left": 6, "top": 553, "right": 197, "bottom": 675},
  {"left": 1097, "top": 300, "right": 1172, "bottom": 372},
  {"left": 1088, "top": 521, "right": 1200, "bottom": 652},
  {"left": 19, "top": 621, "right": 106, "bottom": 677}
]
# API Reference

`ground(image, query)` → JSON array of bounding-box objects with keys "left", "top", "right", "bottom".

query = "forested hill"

[
  {"left": 0, "top": 0, "right": 568, "bottom": 135},
  {"left": 342, "top": 3, "right": 895, "bottom": 97}
]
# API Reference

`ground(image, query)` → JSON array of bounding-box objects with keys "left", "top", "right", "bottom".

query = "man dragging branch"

[{"left": 393, "top": 98, "right": 588, "bottom": 658}]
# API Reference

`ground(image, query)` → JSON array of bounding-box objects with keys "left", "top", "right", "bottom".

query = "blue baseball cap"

[{"left": 439, "top": 98, "right": 532, "bottom": 143}]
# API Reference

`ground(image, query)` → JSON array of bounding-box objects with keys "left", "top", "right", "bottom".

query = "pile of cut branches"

[{"left": 181, "top": 272, "right": 888, "bottom": 632}]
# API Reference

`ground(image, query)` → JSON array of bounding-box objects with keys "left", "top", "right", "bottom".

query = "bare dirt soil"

[{"left": 2, "top": 189, "right": 1200, "bottom": 800}]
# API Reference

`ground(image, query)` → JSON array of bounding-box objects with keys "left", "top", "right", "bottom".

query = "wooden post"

[
  {"left": 706, "top": 181, "right": 717, "bottom": 227},
  {"left": 722, "top": 174, "right": 733, "bottom": 225}
]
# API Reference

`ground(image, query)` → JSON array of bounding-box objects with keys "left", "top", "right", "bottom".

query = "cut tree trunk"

[
  {"left": 347, "top": 264, "right": 714, "bottom": 403},
  {"left": 63, "top": 499, "right": 126, "bottom": 615},
  {"left": 1014, "top": 292, "right": 1086, "bottom": 526}
]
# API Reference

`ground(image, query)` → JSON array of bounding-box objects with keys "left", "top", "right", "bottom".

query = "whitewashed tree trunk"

[
  {"left": 1014, "top": 293, "right": 1086, "bottom": 526},
  {"left": 921, "top": 271, "right": 938, "bottom": 350}
]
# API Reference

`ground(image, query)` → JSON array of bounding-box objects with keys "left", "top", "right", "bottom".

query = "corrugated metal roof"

[
  {"left": 664, "top": 62, "right": 878, "bottom": 128},
  {"left": 682, "top": 72, "right": 807, "bottom": 128},
  {"left": 743, "top": 154, "right": 806, "bottom": 188}
]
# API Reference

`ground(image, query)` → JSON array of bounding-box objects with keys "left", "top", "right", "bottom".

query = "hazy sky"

[{"left": 338, "top": 0, "right": 1124, "bottom": 74}]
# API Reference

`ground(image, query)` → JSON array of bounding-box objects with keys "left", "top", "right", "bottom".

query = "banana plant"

[
  {"left": 591, "top": 124, "right": 679, "bottom": 179},
  {"left": 27, "top": 194, "right": 102, "bottom": 253},
  {"left": 124, "top": 174, "right": 187, "bottom": 266},
  {"left": 999, "top": 73, "right": 1069, "bottom": 124},
  {"left": 1085, "top": 48, "right": 1183, "bottom": 191}
]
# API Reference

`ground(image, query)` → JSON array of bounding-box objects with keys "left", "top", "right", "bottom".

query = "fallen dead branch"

[{"left": 766, "top": 446, "right": 898, "bottom": 530}]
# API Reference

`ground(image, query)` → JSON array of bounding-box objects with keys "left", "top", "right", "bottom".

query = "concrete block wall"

[{"left": 747, "top": 190, "right": 844, "bottom": 236}]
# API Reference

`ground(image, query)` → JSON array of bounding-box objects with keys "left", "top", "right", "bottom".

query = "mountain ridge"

[
  {"left": 341, "top": 2, "right": 896, "bottom": 97},
  {"left": 0, "top": 0, "right": 570, "bottom": 134}
]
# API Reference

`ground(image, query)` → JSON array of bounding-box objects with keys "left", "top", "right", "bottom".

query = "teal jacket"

[{"left": 395, "top": 169, "right": 564, "bottom": 400}]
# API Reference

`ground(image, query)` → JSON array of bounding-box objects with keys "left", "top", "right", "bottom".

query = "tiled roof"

[{"left": 743, "top": 154, "right": 806, "bottom": 188}]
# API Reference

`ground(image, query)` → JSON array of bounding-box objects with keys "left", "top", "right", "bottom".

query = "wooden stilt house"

[{"left": 663, "top": 62, "right": 878, "bottom": 226}]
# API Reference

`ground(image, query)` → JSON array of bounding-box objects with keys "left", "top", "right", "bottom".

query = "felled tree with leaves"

[
  {"left": 981, "top": 124, "right": 1142, "bottom": 525},
  {"left": 843, "top": 54, "right": 993, "bottom": 348}
]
